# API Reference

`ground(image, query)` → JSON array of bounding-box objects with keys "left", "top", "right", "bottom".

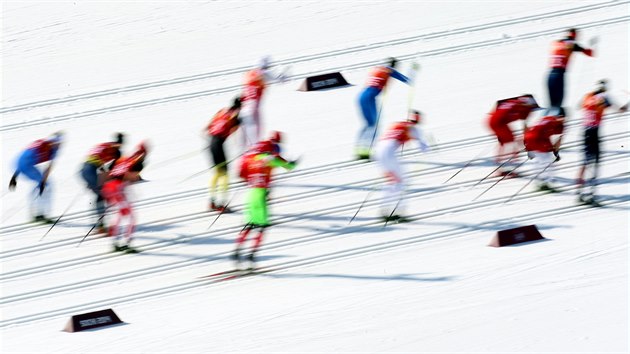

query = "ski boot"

[
  {"left": 124, "top": 245, "right": 140, "bottom": 254},
  {"left": 578, "top": 194, "right": 601, "bottom": 207},
  {"left": 34, "top": 215, "right": 54, "bottom": 224},
  {"left": 538, "top": 183, "right": 559, "bottom": 193},
  {"left": 215, "top": 205, "right": 233, "bottom": 213},
  {"left": 113, "top": 244, "right": 128, "bottom": 252},
  {"left": 245, "top": 253, "right": 257, "bottom": 272}
]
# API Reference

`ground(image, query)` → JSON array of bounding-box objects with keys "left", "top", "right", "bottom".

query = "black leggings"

[
  {"left": 583, "top": 126, "right": 600, "bottom": 164},
  {"left": 210, "top": 136, "right": 227, "bottom": 172},
  {"left": 547, "top": 68, "right": 565, "bottom": 108}
]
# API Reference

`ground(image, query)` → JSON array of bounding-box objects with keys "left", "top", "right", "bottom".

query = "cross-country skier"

[
  {"left": 576, "top": 80, "right": 628, "bottom": 205},
  {"left": 80, "top": 133, "right": 124, "bottom": 234},
  {"left": 8, "top": 132, "right": 63, "bottom": 223},
  {"left": 524, "top": 109, "right": 565, "bottom": 192},
  {"left": 356, "top": 57, "right": 417, "bottom": 160},
  {"left": 486, "top": 95, "right": 539, "bottom": 176},
  {"left": 240, "top": 56, "right": 288, "bottom": 148},
  {"left": 206, "top": 97, "right": 242, "bottom": 212},
  {"left": 547, "top": 28, "right": 594, "bottom": 111},
  {"left": 233, "top": 132, "right": 297, "bottom": 268},
  {"left": 238, "top": 130, "right": 283, "bottom": 179},
  {"left": 101, "top": 142, "right": 148, "bottom": 253},
  {"left": 373, "top": 110, "right": 430, "bottom": 222}
]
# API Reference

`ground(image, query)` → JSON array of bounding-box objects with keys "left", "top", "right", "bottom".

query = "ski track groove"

[
  {"left": 1, "top": 147, "right": 628, "bottom": 304},
  {"left": 2, "top": 111, "right": 627, "bottom": 238},
  {"left": 1, "top": 184, "right": 627, "bottom": 328},
  {"left": 1, "top": 128, "right": 627, "bottom": 272},
  {"left": 1, "top": 12, "right": 628, "bottom": 132},
  {"left": 1, "top": 128, "right": 627, "bottom": 271},
  {"left": 1, "top": 0, "right": 624, "bottom": 115},
  {"left": 2, "top": 4, "right": 629, "bottom": 329}
]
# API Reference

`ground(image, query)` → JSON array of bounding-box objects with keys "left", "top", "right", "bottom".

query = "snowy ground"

[{"left": 1, "top": 1, "right": 628, "bottom": 353}]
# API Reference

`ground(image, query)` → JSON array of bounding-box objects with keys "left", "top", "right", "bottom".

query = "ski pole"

[
  {"left": 471, "top": 148, "right": 525, "bottom": 189},
  {"left": 368, "top": 90, "right": 388, "bottom": 154},
  {"left": 181, "top": 153, "right": 243, "bottom": 183},
  {"left": 40, "top": 191, "right": 82, "bottom": 241},
  {"left": 504, "top": 156, "right": 558, "bottom": 204},
  {"left": 146, "top": 147, "right": 208, "bottom": 172},
  {"left": 384, "top": 197, "right": 403, "bottom": 227},
  {"left": 207, "top": 190, "right": 239, "bottom": 231},
  {"left": 348, "top": 188, "right": 375, "bottom": 225},
  {"left": 473, "top": 157, "right": 529, "bottom": 201},
  {"left": 77, "top": 208, "right": 108, "bottom": 247},
  {"left": 443, "top": 144, "right": 492, "bottom": 184}
]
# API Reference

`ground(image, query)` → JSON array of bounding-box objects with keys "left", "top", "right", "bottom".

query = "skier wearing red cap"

[
  {"left": 8, "top": 132, "right": 64, "bottom": 223},
  {"left": 373, "top": 110, "right": 430, "bottom": 222},
  {"left": 524, "top": 110, "right": 565, "bottom": 192},
  {"left": 101, "top": 141, "right": 148, "bottom": 253},
  {"left": 487, "top": 95, "right": 539, "bottom": 176},
  {"left": 233, "top": 131, "right": 296, "bottom": 268},
  {"left": 238, "top": 130, "right": 283, "bottom": 181}
]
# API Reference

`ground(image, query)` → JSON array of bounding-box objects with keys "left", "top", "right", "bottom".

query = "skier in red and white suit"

[
  {"left": 101, "top": 142, "right": 148, "bottom": 253},
  {"left": 240, "top": 56, "right": 287, "bottom": 148},
  {"left": 373, "top": 110, "right": 430, "bottom": 222},
  {"left": 487, "top": 95, "right": 539, "bottom": 172},
  {"left": 524, "top": 110, "right": 565, "bottom": 192}
]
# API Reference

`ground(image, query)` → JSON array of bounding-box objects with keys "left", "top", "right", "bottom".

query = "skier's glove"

[
  {"left": 9, "top": 174, "right": 17, "bottom": 191},
  {"left": 553, "top": 150, "right": 561, "bottom": 162},
  {"left": 527, "top": 151, "right": 535, "bottom": 160}
]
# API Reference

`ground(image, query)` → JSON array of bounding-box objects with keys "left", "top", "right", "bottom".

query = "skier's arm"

[
  {"left": 39, "top": 163, "right": 53, "bottom": 194},
  {"left": 263, "top": 67, "right": 289, "bottom": 84},
  {"left": 411, "top": 127, "right": 430, "bottom": 152},
  {"left": 389, "top": 69, "right": 411, "bottom": 84},
  {"left": 269, "top": 155, "right": 297, "bottom": 170},
  {"left": 573, "top": 43, "right": 593, "bottom": 56}
]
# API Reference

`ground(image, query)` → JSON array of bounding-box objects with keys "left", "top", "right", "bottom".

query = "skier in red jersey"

[
  {"left": 576, "top": 80, "right": 627, "bottom": 205},
  {"left": 487, "top": 94, "right": 539, "bottom": 176},
  {"left": 101, "top": 141, "right": 148, "bottom": 253},
  {"left": 8, "top": 132, "right": 63, "bottom": 223},
  {"left": 206, "top": 97, "right": 242, "bottom": 212},
  {"left": 547, "top": 28, "right": 594, "bottom": 111},
  {"left": 240, "top": 56, "right": 288, "bottom": 148},
  {"left": 233, "top": 132, "right": 296, "bottom": 268},
  {"left": 80, "top": 132, "right": 124, "bottom": 234},
  {"left": 238, "top": 130, "right": 283, "bottom": 181},
  {"left": 524, "top": 109, "right": 565, "bottom": 192},
  {"left": 373, "top": 110, "right": 430, "bottom": 222}
]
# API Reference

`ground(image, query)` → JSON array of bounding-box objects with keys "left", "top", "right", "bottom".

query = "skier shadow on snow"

[
  {"left": 272, "top": 212, "right": 396, "bottom": 235},
  {"left": 167, "top": 232, "right": 233, "bottom": 246},
  {"left": 402, "top": 157, "right": 502, "bottom": 169},
  {"left": 258, "top": 271, "right": 454, "bottom": 283},
  {"left": 416, "top": 219, "right": 570, "bottom": 235},
  {"left": 552, "top": 175, "right": 629, "bottom": 186},
  {"left": 594, "top": 193, "right": 630, "bottom": 211},
  {"left": 274, "top": 183, "right": 385, "bottom": 192}
]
